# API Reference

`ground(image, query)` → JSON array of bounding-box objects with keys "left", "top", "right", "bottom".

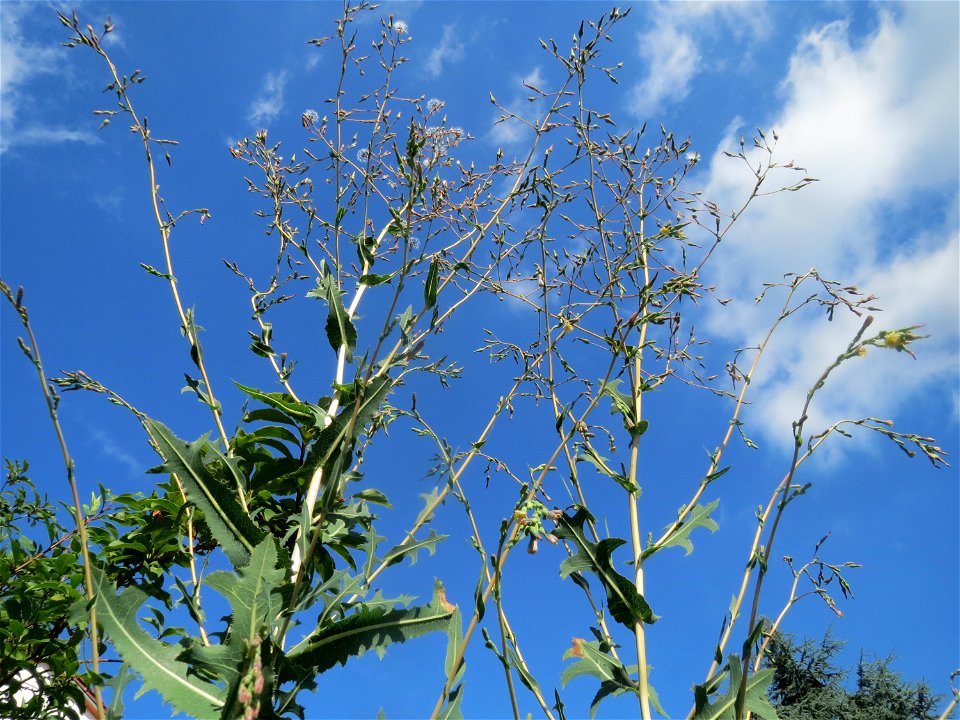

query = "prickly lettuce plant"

[{"left": 0, "top": 4, "right": 947, "bottom": 720}]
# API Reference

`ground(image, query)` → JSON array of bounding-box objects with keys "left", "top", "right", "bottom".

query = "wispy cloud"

[
  {"left": 629, "top": 23, "right": 700, "bottom": 118},
  {"left": 488, "top": 66, "right": 544, "bottom": 147},
  {"left": 88, "top": 427, "right": 143, "bottom": 476},
  {"left": 697, "top": 4, "right": 959, "bottom": 457},
  {"left": 0, "top": 3, "right": 94, "bottom": 153},
  {"left": 248, "top": 71, "right": 289, "bottom": 126},
  {"left": 425, "top": 24, "right": 464, "bottom": 79},
  {"left": 627, "top": 3, "right": 768, "bottom": 118}
]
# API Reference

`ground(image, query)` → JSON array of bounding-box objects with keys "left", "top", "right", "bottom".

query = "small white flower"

[
  {"left": 393, "top": 20, "right": 408, "bottom": 35},
  {"left": 302, "top": 109, "right": 319, "bottom": 127},
  {"left": 408, "top": 236, "right": 421, "bottom": 250},
  {"left": 685, "top": 151, "right": 700, "bottom": 165},
  {"left": 427, "top": 98, "right": 444, "bottom": 113},
  {"left": 357, "top": 148, "right": 371, "bottom": 163}
]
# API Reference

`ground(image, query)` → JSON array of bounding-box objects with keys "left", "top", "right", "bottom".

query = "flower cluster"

[{"left": 512, "top": 499, "right": 562, "bottom": 554}]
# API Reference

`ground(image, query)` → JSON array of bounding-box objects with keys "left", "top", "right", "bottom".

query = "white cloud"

[
  {"left": 697, "top": 4, "right": 959, "bottom": 455},
  {"left": 247, "top": 71, "right": 289, "bottom": 126},
  {"left": 488, "top": 66, "right": 545, "bottom": 147},
  {"left": 1, "top": 4, "right": 57, "bottom": 123},
  {"left": 629, "top": 23, "right": 701, "bottom": 118},
  {"left": 15, "top": 126, "right": 100, "bottom": 146},
  {"left": 0, "top": 3, "right": 85, "bottom": 153},
  {"left": 627, "top": 2, "right": 768, "bottom": 118},
  {"left": 425, "top": 24, "right": 464, "bottom": 79},
  {"left": 89, "top": 426, "right": 143, "bottom": 476}
]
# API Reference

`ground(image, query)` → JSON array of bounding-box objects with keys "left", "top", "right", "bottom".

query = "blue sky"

[{"left": 1, "top": 2, "right": 958, "bottom": 719}]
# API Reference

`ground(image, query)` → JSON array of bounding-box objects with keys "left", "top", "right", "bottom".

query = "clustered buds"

[
  {"left": 237, "top": 636, "right": 265, "bottom": 720},
  {"left": 513, "top": 500, "right": 563, "bottom": 554}
]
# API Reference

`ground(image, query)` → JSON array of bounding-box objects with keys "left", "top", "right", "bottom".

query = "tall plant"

[{"left": 0, "top": 4, "right": 948, "bottom": 720}]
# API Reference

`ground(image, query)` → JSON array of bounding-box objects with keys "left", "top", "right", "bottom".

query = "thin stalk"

[
  {"left": 734, "top": 313, "right": 875, "bottom": 718},
  {"left": 0, "top": 281, "right": 106, "bottom": 720},
  {"left": 628, "top": 215, "right": 654, "bottom": 720},
  {"left": 91, "top": 37, "right": 231, "bottom": 456}
]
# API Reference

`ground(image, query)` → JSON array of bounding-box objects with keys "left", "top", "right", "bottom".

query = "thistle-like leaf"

[
  {"left": 381, "top": 529, "right": 447, "bottom": 567},
  {"left": 561, "top": 639, "right": 637, "bottom": 719},
  {"left": 281, "top": 579, "right": 457, "bottom": 681},
  {"left": 146, "top": 418, "right": 265, "bottom": 567},
  {"left": 188, "top": 539, "right": 284, "bottom": 700},
  {"left": 692, "top": 655, "right": 779, "bottom": 720},
  {"left": 73, "top": 568, "right": 224, "bottom": 719},
  {"left": 643, "top": 499, "right": 720, "bottom": 560},
  {"left": 555, "top": 508, "right": 658, "bottom": 630}
]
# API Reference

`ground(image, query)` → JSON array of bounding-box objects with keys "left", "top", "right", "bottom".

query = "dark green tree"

[{"left": 765, "top": 629, "right": 945, "bottom": 720}]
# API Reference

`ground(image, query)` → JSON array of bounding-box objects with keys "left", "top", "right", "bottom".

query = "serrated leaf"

[
  {"left": 146, "top": 418, "right": 264, "bottom": 567},
  {"left": 234, "top": 382, "right": 321, "bottom": 424},
  {"left": 600, "top": 379, "right": 647, "bottom": 443},
  {"left": 643, "top": 499, "right": 720, "bottom": 560},
  {"left": 76, "top": 568, "right": 223, "bottom": 718},
  {"left": 561, "top": 639, "right": 632, "bottom": 688},
  {"left": 281, "top": 581, "right": 456, "bottom": 680},
  {"left": 381, "top": 530, "right": 447, "bottom": 567},
  {"left": 416, "top": 486, "right": 442, "bottom": 525},
  {"left": 309, "top": 376, "right": 394, "bottom": 512},
  {"left": 555, "top": 508, "right": 657, "bottom": 630},
  {"left": 692, "top": 655, "right": 779, "bottom": 720},
  {"left": 206, "top": 538, "right": 284, "bottom": 648}
]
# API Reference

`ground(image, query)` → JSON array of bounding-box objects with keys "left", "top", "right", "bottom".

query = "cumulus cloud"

[
  {"left": 248, "top": 71, "right": 289, "bottom": 126},
  {"left": 629, "top": 23, "right": 701, "bottom": 118},
  {"left": 425, "top": 24, "right": 465, "bottom": 79},
  {"left": 697, "top": 3, "right": 959, "bottom": 455}
]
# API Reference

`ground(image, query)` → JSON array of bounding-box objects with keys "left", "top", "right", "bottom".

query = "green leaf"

[
  {"left": 207, "top": 538, "right": 284, "bottom": 648},
  {"left": 381, "top": 529, "right": 447, "bottom": 567},
  {"left": 138, "top": 262, "right": 173, "bottom": 280},
  {"left": 76, "top": 568, "right": 223, "bottom": 719},
  {"left": 281, "top": 581, "right": 457, "bottom": 680},
  {"left": 692, "top": 655, "right": 779, "bottom": 720},
  {"left": 424, "top": 257, "right": 440, "bottom": 308},
  {"left": 561, "top": 639, "right": 632, "bottom": 688},
  {"left": 360, "top": 272, "right": 396, "bottom": 287},
  {"left": 561, "top": 639, "right": 637, "bottom": 719},
  {"left": 576, "top": 445, "right": 638, "bottom": 493},
  {"left": 234, "top": 382, "right": 321, "bottom": 424},
  {"left": 146, "top": 418, "right": 265, "bottom": 567},
  {"left": 643, "top": 499, "right": 720, "bottom": 560},
  {"left": 440, "top": 581, "right": 466, "bottom": 720},
  {"left": 437, "top": 684, "right": 465, "bottom": 720},
  {"left": 308, "top": 273, "right": 358, "bottom": 360},
  {"left": 309, "top": 376, "right": 394, "bottom": 512},
  {"left": 600, "top": 379, "right": 647, "bottom": 443},
  {"left": 555, "top": 508, "right": 658, "bottom": 630}
]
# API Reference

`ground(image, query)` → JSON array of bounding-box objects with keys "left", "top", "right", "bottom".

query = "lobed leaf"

[
  {"left": 555, "top": 508, "right": 658, "bottom": 630},
  {"left": 75, "top": 568, "right": 224, "bottom": 719}
]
